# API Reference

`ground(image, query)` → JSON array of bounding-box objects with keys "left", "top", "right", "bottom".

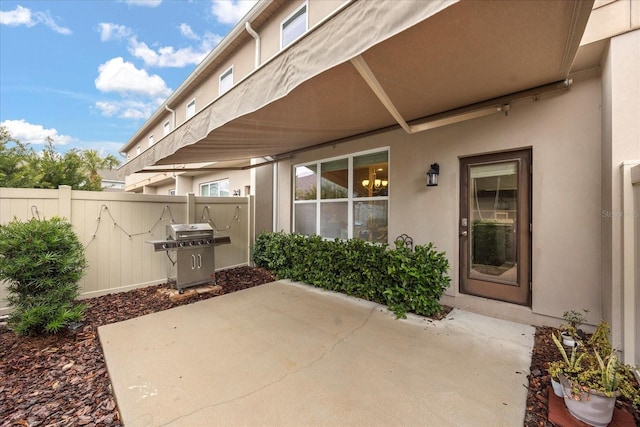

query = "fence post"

[
  {"left": 59, "top": 185, "right": 72, "bottom": 221},
  {"left": 186, "top": 192, "right": 196, "bottom": 224}
]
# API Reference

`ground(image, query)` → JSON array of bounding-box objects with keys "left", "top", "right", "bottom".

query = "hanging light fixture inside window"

[
  {"left": 361, "top": 172, "right": 388, "bottom": 193},
  {"left": 426, "top": 163, "right": 439, "bottom": 187}
]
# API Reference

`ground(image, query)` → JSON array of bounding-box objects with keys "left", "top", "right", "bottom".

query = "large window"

[
  {"left": 163, "top": 120, "right": 171, "bottom": 136},
  {"left": 200, "top": 179, "right": 229, "bottom": 197},
  {"left": 219, "top": 66, "right": 233, "bottom": 95},
  {"left": 294, "top": 149, "right": 389, "bottom": 243},
  {"left": 281, "top": 3, "right": 307, "bottom": 49}
]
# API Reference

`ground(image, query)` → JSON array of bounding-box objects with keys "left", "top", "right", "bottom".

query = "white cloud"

[
  {"left": 98, "top": 22, "right": 132, "bottom": 41},
  {"left": 34, "top": 11, "right": 72, "bottom": 35},
  {"left": 94, "top": 101, "right": 120, "bottom": 117},
  {"left": 94, "top": 98, "right": 165, "bottom": 121},
  {"left": 1, "top": 119, "right": 74, "bottom": 145},
  {"left": 128, "top": 35, "right": 221, "bottom": 68},
  {"left": 95, "top": 57, "right": 171, "bottom": 97},
  {"left": 179, "top": 23, "right": 199, "bottom": 40},
  {"left": 0, "top": 5, "right": 33, "bottom": 26},
  {"left": 123, "top": 0, "right": 162, "bottom": 7},
  {"left": 211, "top": 0, "right": 258, "bottom": 25},
  {"left": 0, "top": 5, "right": 71, "bottom": 35}
]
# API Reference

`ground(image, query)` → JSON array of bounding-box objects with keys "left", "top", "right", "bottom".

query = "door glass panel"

[{"left": 469, "top": 161, "right": 518, "bottom": 284}]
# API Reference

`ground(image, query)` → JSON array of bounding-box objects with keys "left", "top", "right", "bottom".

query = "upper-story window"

[
  {"left": 186, "top": 99, "right": 196, "bottom": 119},
  {"left": 136, "top": 145, "right": 141, "bottom": 156},
  {"left": 219, "top": 66, "right": 233, "bottom": 95},
  {"left": 148, "top": 135, "right": 154, "bottom": 146},
  {"left": 163, "top": 120, "right": 171, "bottom": 136},
  {"left": 281, "top": 3, "right": 307, "bottom": 49}
]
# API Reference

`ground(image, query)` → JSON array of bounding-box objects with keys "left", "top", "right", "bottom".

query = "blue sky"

[{"left": 0, "top": 0, "right": 257, "bottom": 159}]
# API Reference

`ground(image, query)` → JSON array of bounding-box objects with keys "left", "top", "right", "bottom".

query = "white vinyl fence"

[{"left": 0, "top": 186, "right": 253, "bottom": 314}]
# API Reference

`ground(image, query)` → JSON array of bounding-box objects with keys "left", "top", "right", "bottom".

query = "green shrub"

[
  {"left": 252, "top": 231, "right": 450, "bottom": 318},
  {"left": 0, "top": 217, "right": 87, "bottom": 335}
]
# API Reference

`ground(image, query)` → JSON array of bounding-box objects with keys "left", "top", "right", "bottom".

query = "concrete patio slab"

[{"left": 99, "top": 281, "right": 534, "bottom": 427}]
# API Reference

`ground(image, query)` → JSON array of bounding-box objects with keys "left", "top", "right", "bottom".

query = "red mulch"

[
  {"left": 524, "top": 326, "right": 640, "bottom": 427},
  {"left": 2, "top": 272, "right": 638, "bottom": 426},
  {"left": 0, "top": 266, "right": 275, "bottom": 427}
]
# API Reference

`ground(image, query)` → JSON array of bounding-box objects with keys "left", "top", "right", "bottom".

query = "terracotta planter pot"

[{"left": 558, "top": 373, "right": 619, "bottom": 427}]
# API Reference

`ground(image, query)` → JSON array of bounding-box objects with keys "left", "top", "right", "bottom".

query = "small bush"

[
  {"left": 252, "top": 231, "right": 450, "bottom": 318},
  {"left": 0, "top": 217, "right": 87, "bottom": 335}
]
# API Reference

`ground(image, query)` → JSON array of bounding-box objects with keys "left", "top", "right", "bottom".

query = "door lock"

[{"left": 460, "top": 230, "right": 468, "bottom": 237}]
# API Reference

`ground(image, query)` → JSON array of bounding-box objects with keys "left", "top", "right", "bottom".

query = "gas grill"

[{"left": 147, "top": 223, "right": 230, "bottom": 293}]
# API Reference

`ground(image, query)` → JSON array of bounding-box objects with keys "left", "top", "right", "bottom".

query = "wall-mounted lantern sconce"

[{"left": 426, "top": 163, "right": 439, "bottom": 187}]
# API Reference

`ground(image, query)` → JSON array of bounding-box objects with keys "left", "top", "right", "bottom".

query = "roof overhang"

[{"left": 119, "top": 0, "right": 593, "bottom": 176}]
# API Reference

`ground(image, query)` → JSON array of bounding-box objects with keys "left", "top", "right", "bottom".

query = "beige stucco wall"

[
  {"left": 309, "top": 0, "right": 348, "bottom": 27},
  {"left": 275, "top": 75, "right": 604, "bottom": 326},
  {"left": 633, "top": 165, "right": 640, "bottom": 367},
  {"left": 254, "top": 164, "right": 274, "bottom": 236},
  {"left": 600, "top": 29, "right": 640, "bottom": 353}
]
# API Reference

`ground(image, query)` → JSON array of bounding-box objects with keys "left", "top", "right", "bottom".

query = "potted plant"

[
  {"left": 549, "top": 332, "right": 585, "bottom": 397},
  {"left": 552, "top": 321, "right": 621, "bottom": 427},
  {"left": 547, "top": 360, "right": 565, "bottom": 397},
  {"left": 561, "top": 309, "right": 588, "bottom": 347}
]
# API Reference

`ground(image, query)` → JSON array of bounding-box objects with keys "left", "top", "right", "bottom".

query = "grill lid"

[{"left": 168, "top": 223, "right": 214, "bottom": 240}]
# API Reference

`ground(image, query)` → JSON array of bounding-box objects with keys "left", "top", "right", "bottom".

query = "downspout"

[
  {"left": 164, "top": 104, "right": 176, "bottom": 129},
  {"left": 164, "top": 104, "right": 177, "bottom": 190},
  {"left": 245, "top": 22, "right": 261, "bottom": 68}
]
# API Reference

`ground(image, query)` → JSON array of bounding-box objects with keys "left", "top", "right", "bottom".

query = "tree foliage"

[{"left": 0, "top": 125, "right": 120, "bottom": 190}]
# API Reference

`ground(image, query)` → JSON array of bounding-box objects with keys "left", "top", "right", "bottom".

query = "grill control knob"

[
  {"left": 179, "top": 241, "right": 186, "bottom": 247},
  {"left": 206, "top": 239, "right": 213, "bottom": 245},
  {"left": 162, "top": 243, "right": 168, "bottom": 249}
]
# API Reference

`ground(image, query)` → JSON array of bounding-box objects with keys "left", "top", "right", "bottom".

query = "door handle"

[
  {"left": 191, "top": 254, "right": 196, "bottom": 269},
  {"left": 197, "top": 253, "right": 202, "bottom": 269},
  {"left": 460, "top": 230, "right": 468, "bottom": 237}
]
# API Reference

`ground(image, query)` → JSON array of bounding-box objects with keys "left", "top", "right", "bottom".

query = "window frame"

[
  {"left": 280, "top": 2, "right": 308, "bottom": 49},
  {"left": 293, "top": 147, "right": 390, "bottom": 242},
  {"left": 199, "top": 178, "right": 230, "bottom": 197},
  {"left": 219, "top": 66, "right": 234, "bottom": 95},
  {"left": 163, "top": 120, "right": 171, "bottom": 136},
  {"left": 186, "top": 98, "right": 196, "bottom": 120},
  {"left": 148, "top": 134, "right": 154, "bottom": 146}
]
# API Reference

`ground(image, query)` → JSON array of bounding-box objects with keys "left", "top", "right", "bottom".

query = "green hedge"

[{"left": 252, "top": 232, "right": 450, "bottom": 318}]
